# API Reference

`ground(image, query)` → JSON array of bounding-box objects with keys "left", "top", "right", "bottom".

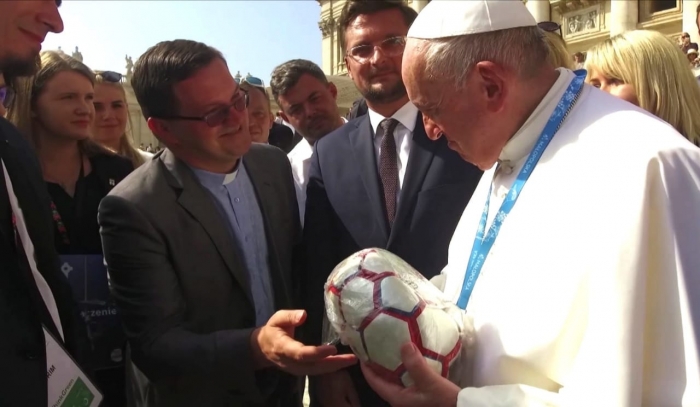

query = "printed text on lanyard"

[{"left": 456, "top": 71, "right": 586, "bottom": 310}]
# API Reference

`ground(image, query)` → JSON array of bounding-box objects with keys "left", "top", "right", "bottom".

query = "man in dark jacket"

[{"left": 0, "top": 1, "right": 92, "bottom": 406}]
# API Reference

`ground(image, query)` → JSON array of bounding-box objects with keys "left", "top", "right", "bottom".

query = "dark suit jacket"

[
  {"left": 303, "top": 112, "right": 482, "bottom": 405},
  {"left": 268, "top": 122, "right": 295, "bottom": 153},
  {"left": 98, "top": 145, "right": 303, "bottom": 407},
  {"left": 0, "top": 117, "right": 90, "bottom": 407},
  {"left": 346, "top": 98, "right": 368, "bottom": 120}
]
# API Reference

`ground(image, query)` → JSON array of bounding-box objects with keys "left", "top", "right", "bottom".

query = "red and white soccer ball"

[{"left": 324, "top": 248, "right": 463, "bottom": 387}]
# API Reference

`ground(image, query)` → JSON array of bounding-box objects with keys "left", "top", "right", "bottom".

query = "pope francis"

[{"left": 359, "top": 1, "right": 700, "bottom": 407}]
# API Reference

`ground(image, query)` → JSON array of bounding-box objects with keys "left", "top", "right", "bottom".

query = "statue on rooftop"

[
  {"left": 125, "top": 55, "right": 134, "bottom": 77},
  {"left": 72, "top": 46, "right": 83, "bottom": 62}
]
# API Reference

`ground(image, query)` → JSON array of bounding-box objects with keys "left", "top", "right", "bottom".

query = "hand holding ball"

[{"left": 324, "top": 249, "right": 465, "bottom": 387}]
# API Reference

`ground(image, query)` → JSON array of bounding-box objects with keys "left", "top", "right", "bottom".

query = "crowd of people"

[{"left": 0, "top": 1, "right": 699, "bottom": 407}]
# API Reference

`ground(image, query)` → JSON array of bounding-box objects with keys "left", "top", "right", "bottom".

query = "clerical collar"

[
  {"left": 499, "top": 68, "right": 575, "bottom": 170},
  {"left": 368, "top": 101, "right": 418, "bottom": 137},
  {"left": 189, "top": 160, "right": 240, "bottom": 189}
]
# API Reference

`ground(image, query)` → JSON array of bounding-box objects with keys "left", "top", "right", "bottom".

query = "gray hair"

[
  {"left": 270, "top": 59, "right": 329, "bottom": 105},
  {"left": 420, "top": 26, "right": 550, "bottom": 89}
]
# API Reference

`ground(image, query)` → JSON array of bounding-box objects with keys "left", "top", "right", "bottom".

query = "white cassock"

[{"left": 441, "top": 69, "right": 700, "bottom": 406}]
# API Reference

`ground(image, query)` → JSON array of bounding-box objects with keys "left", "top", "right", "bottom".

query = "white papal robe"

[{"left": 442, "top": 69, "right": 700, "bottom": 406}]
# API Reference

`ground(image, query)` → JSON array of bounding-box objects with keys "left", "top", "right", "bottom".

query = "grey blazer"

[{"left": 98, "top": 145, "right": 302, "bottom": 407}]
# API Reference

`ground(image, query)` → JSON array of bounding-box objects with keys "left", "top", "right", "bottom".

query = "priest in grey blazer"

[{"left": 98, "top": 39, "right": 355, "bottom": 407}]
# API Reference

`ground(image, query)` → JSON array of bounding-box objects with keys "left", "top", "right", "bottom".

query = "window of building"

[{"left": 650, "top": 0, "right": 677, "bottom": 14}]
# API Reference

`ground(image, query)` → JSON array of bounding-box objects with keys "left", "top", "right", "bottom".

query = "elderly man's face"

[
  {"left": 402, "top": 39, "right": 480, "bottom": 171},
  {"left": 402, "top": 38, "right": 510, "bottom": 170}
]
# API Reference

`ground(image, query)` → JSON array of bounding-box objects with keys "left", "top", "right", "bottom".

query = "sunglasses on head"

[
  {"left": 538, "top": 21, "right": 562, "bottom": 36},
  {"left": 235, "top": 74, "right": 265, "bottom": 89},
  {"left": 97, "top": 70, "right": 123, "bottom": 83},
  {"left": 0, "top": 85, "right": 15, "bottom": 109}
]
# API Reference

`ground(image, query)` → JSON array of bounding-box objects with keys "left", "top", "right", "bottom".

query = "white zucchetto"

[{"left": 408, "top": 0, "right": 537, "bottom": 40}]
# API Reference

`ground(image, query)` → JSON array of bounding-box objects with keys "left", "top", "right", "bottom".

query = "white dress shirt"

[
  {"left": 441, "top": 69, "right": 700, "bottom": 406},
  {"left": 367, "top": 101, "right": 418, "bottom": 204},
  {"left": 288, "top": 117, "right": 348, "bottom": 225}
]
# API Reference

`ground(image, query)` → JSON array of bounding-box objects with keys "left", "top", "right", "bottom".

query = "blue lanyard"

[{"left": 456, "top": 71, "right": 586, "bottom": 310}]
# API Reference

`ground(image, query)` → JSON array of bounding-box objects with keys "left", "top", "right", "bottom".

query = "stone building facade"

[{"left": 318, "top": 0, "right": 700, "bottom": 74}]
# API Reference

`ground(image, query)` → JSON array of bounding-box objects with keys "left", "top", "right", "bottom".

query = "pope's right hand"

[
  {"left": 316, "top": 370, "right": 361, "bottom": 407},
  {"left": 251, "top": 310, "right": 357, "bottom": 376}
]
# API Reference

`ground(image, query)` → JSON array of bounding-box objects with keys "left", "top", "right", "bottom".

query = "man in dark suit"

[
  {"left": 303, "top": 1, "right": 483, "bottom": 406},
  {"left": 98, "top": 39, "right": 355, "bottom": 407},
  {"left": 0, "top": 2, "right": 94, "bottom": 406}
]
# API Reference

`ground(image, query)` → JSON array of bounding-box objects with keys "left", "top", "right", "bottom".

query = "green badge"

[{"left": 60, "top": 378, "right": 95, "bottom": 407}]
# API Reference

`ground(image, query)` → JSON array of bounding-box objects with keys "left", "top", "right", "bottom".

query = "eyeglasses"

[
  {"left": 347, "top": 36, "right": 407, "bottom": 64},
  {"left": 0, "top": 85, "right": 15, "bottom": 109},
  {"left": 538, "top": 21, "right": 562, "bottom": 37},
  {"left": 235, "top": 74, "right": 265, "bottom": 89},
  {"left": 96, "top": 70, "right": 123, "bottom": 83},
  {"left": 155, "top": 90, "right": 249, "bottom": 127}
]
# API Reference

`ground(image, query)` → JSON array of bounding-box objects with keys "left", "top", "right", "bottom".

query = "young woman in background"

[
  {"left": 586, "top": 30, "right": 700, "bottom": 146},
  {"left": 92, "top": 70, "right": 152, "bottom": 167}
]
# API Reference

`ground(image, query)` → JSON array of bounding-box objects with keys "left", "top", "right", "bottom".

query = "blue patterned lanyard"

[{"left": 456, "top": 71, "right": 586, "bottom": 310}]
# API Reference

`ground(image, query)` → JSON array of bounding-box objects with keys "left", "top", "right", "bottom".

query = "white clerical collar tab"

[
  {"left": 223, "top": 171, "right": 237, "bottom": 185},
  {"left": 408, "top": 0, "right": 536, "bottom": 40}
]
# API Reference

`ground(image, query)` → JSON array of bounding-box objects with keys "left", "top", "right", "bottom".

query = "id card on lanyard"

[
  {"left": 45, "top": 325, "right": 103, "bottom": 407},
  {"left": 0, "top": 160, "right": 103, "bottom": 405},
  {"left": 456, "top": 71, "right": 586, "bottom": 310}
]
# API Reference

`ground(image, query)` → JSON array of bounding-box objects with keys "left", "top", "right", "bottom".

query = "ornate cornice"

[
  {"left": 318, "top": 17, "right": 336, "bottom": 38},
  {"left": 551, "top": 0, "right": 600, "bottom": 15}
]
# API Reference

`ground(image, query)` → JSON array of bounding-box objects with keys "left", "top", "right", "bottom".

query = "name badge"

[
  {"left": 60, "top": 255, "right": 125, "bottom": 370},
  {"left": 45, "top": 325, "right": 103, "bottom": 407}
]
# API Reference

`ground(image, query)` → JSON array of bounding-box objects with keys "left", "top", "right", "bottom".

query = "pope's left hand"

[{"left": 361, "top": 342, "right": 461, "bottom": 407}]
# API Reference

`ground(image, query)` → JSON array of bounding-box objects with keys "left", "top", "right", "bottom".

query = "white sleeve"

[
  {"left": 457, "top": 145, "right": 700, "bottom": 407},
  {"left": 458, "top": 385, "right": 559, "bottom": 407}
]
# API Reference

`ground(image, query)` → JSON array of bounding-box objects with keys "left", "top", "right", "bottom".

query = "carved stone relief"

[
  {"left": 564, "top": 4, "right": 601, "bottom": 38},
  {"left": 318, "top": 18, "right": 335, "bottom": 38}
]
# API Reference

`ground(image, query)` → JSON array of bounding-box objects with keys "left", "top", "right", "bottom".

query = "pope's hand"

[
  {"left": 361, "top": 342, "right": 460, "bottom": 407},
  {"left": 251, "top": 310, "right": 357, "bottom": 376}
]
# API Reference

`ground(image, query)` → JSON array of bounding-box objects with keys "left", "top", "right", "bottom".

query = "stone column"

[
  {"left": 411, "top": 0, "right": 429, "bottom": 13},
  {"left": 683, "top": 0, "right": 700, "bottom": 44},
  {"left": 318, "top": 17, "right": 335, "bottom": 74},
  {"left": 525, "top": 0, "right": 551, "bottom": 23},
  {"left": 609, "top": 0, "right": 638, "bottom": 37}
]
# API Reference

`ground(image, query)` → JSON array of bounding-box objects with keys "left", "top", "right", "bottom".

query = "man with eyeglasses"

[
  {"left": 302, "top": 1, "right": 483, "bottom": 406},
  {"left": 97, "top": 39, "right": 356, "bottom": 407},
  {"left": 0, "top": 1, "right": 97, "bottom": 406}
]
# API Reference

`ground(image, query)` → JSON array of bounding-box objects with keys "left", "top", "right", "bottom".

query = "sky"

[{"left": 43, "top": 0, "right": 323, "bottom": 85}]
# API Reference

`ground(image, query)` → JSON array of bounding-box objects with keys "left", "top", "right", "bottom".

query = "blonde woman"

[
  {"left": 6, "top": 50, "right": 132, "bottom": 406},
  {"left": 586, "top": 30, "right": 700, "bottom": 145},
  {"left": 93, "top": 70, "right": 152, "bottom": 167}
]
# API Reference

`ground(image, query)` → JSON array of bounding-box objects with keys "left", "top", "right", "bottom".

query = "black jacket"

[{"left": 0, "top": 117, "right": 91, "bottom": 407}]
